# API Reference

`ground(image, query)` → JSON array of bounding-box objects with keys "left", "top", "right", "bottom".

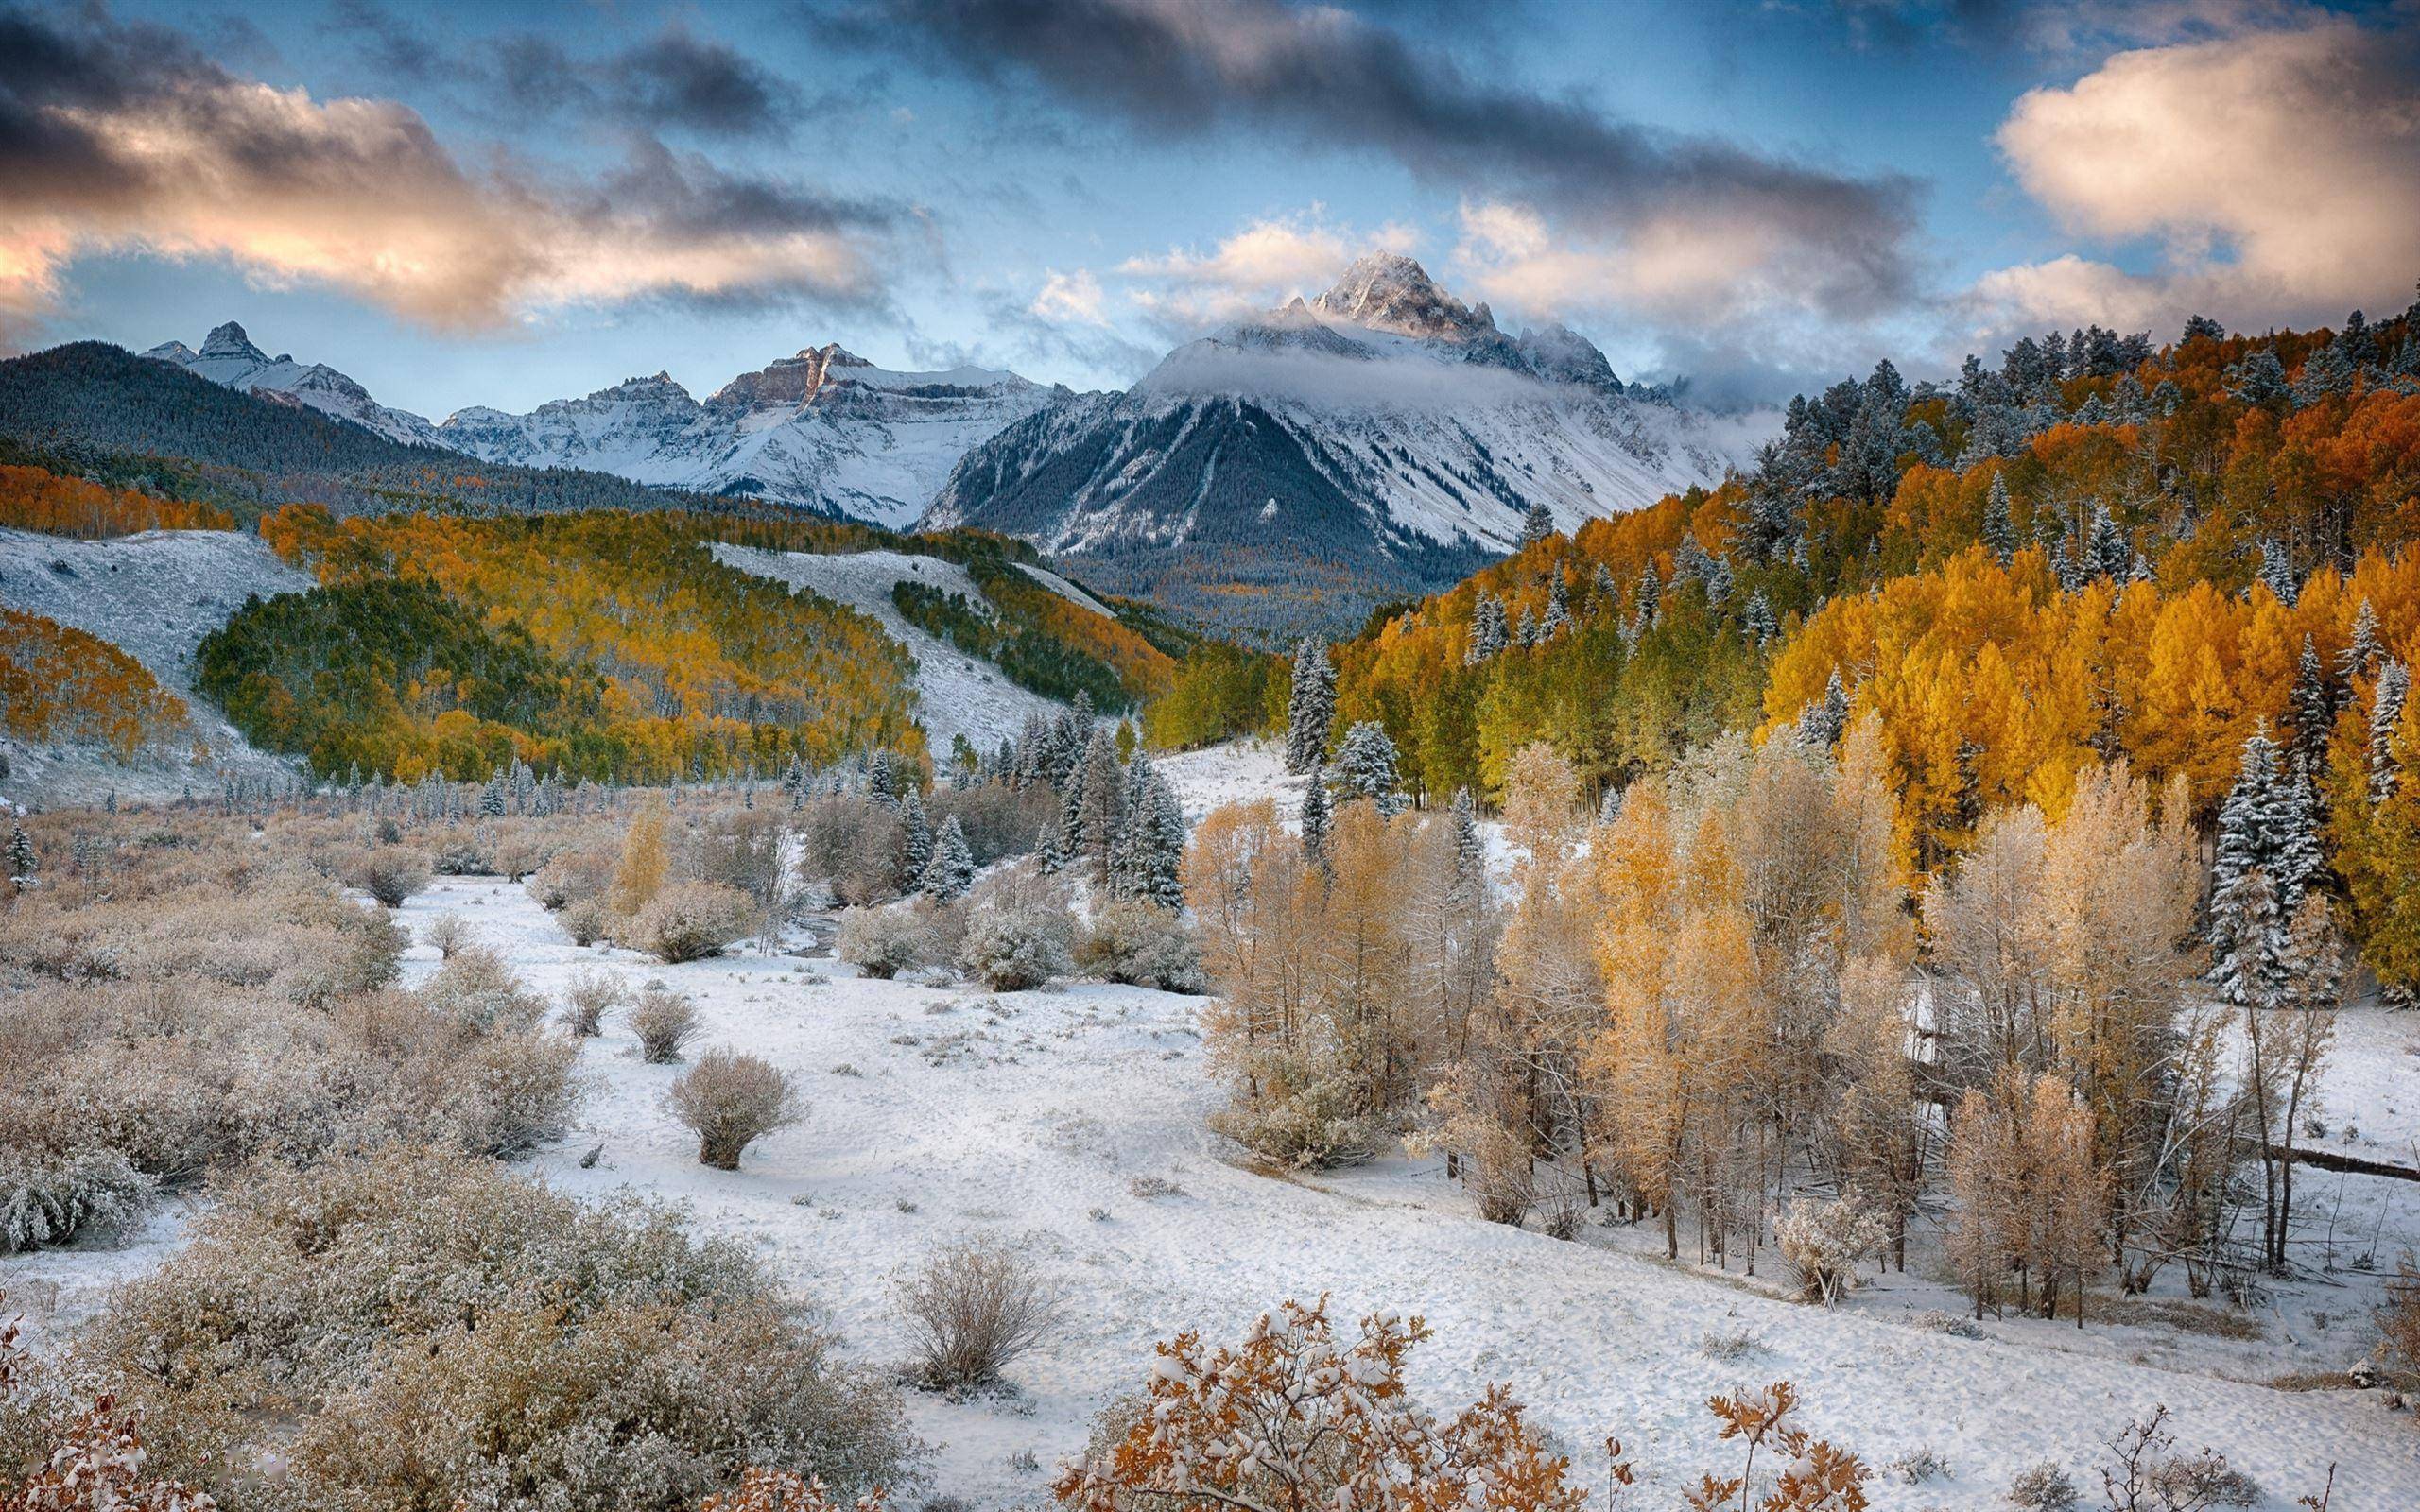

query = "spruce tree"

[
  {"left": 1801, "top": 671, "right": 1850, "bottom": 749},
  {"left": 1465, "top": 593, "right": 1509, "bottom": 664},
  {"left": 2087, "top": 506, "right": 2129, "bottom": 580},
  {"left": 1743, "top": 589, "right": 1780, "bottom": 645},
  {"left": 1335, "top": 721, "right": 1407, "bottom": 816},
  {"left": 1541, "top": 573, "right": 1571, "bottom": 639},
  {"left": 2339, "top": 599, "right": 2383, "bottom": 684},
  {"left": 1075, "top": 730, "right": 1127, "bottom": 885},
  {"left": 924, "top": 815, "right": 975, "bottom": 901},
  {"left": 2371, "top": 660, "right": 2410, "bottom": 806},
  {"left": 2289, "top": 635, "right": 2332, "bottom": 769},
  {"left": 1518, "top": 501, "right": 1555, "bottom": 550},
  {"left": 900, "top": 785, "right": 933, "bottom": 885},
  {"left": 1120, "top": 773, "right": 1187, "bottom": 910},
  {"left": 1285, "top": 638, "right": 1337, "bottom": 774},
  {"left": 1299, "top": 765, "right": 1333, "bottom": 870},
  {"left": 6, "top": 824, "right": 35, "bottom": 887},
  {"left": 1450, "top": 787, "right": 1484, "bottom": 884},
  {"left": 1634, "top": 561, "right": 1661, "bottom": 626},
  {"left": 2257, "top": 540, "right": 2300, "bottom": 606}
]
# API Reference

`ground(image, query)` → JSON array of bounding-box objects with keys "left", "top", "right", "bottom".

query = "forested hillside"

[{"left": 1287, "top": 303, "right": 2420, "bottom": 993}]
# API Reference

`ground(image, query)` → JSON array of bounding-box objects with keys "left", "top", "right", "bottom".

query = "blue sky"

[{"left": 5, "top": 0, "right": 2415, "bottom": 416}]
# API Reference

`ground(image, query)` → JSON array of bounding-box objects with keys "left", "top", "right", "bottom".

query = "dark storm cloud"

[
  {"left": 827, "top": 0, "right": 1922, "bottom": 318},
  {"left": 325, "top": 3, "right": 804, "bottom": 140}
]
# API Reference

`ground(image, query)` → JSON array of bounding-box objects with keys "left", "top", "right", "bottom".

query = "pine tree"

[
  {"left": 1513, "top": 607, "right": 1537, "bottom": 648},
  {"left": 1045, "top": 756, "right": 1084, "bottom": 874},
  {"left": 2086, "top": 506, "right": 2128, "bottom": 580},
  {"left": 6, "top": 823, "right": 35, "bottom": 887},
  {"left": 1465, "top": 593, "right": 1509, "bottom": 664},
  {"left": 1743, "top": 589, "right": 1780, "bottom": 645},
  {"left": 1300, "top": 765, "right": 1334, "bottom": 870},
  {"left": 1449, "top": 786, "right": 1485, "bottom": 885},
  {"left": 1634, "top": 560, "right": 1661, "bottom": 627},
  {"left": 1800, "top": 670, "right": 1850, "bottom": 749},
  {"left": 1118, "top": 773, "right": 1187, "bottom": 910},
  {"left": 1590, "top": 563, "right": 1618, "bottom": 613},
  {"left": 2371, "top": 660, "right": 2410, "bottom": 806},
  {"left": 2226, "top": 346, "right": 2291, "bottom": 407},
  {"left": 867, "top": 750, "right": 899, "bottom": 808},
  {"left": 900, "top": 785, "right": 932, "bottom": 885},
  {"left": 1075, "top": 730, "right": 1127, "bottom": 885},
  {"left": 2209, "top": 729, "right": 2323, "bottom": 1007},
  {"left": 1517, "top": 501, "right": 1555, "bottom": 549},
  {"left": 1540, "top": 573, "right": 1571, "bottom": 639},
  {"left": 2289, "top": 634, "right": 2332, "bottom": 769},
  {"left": 2257, "top": 540, "right": 2300, "bottom": 606},
  {"left": 924, "top": 815, "right": 975, "bottom": 901},
  {"left": 1285, "top": 638, "right": 1337, "bottom": 774},
  {"left": 1704, "top": 553, "right": 1734, "bottom": 605},
  {"left": 2340, "top": 599, "right": 2383, "bottom": 684},
  {"left": 1335, "top": 721, "right": 1408, "bottom": 816}
]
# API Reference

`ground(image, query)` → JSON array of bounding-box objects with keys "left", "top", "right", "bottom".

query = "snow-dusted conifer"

[
  {"left": 1300, "top": 765, "right": 1333, "bottom": 869},
  {"left": 1285, "top": 638, "right": 1337, "bottom": 774},
  {"left": 1743, "top": 588, "right": 1780, "bottom": 644},
  {"left": 2340, "top": 599, "right": 2383, "bottom": 684},
  {"left": 2371, "top": 660, "right": 2410, "bottom": 805},
  {"left": 1334, "top": 721, "right": 1407, "bottom": 816},
  {"left": 900, "top": 786, "right": 932, "bottom": 885},
  {"left": 924, "top": 815, "right": 975, "bottom": 901},
  {"left": 1517, "top": 501, "right": 1554, "bottom": 549}
]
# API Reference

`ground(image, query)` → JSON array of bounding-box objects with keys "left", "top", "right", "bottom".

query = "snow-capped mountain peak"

[
  {"left": 1310, "top": 252, "right": 1496, "bottom": 344},
  {"left": 144, "top": 321, "right": 446, "bottom": 449}
]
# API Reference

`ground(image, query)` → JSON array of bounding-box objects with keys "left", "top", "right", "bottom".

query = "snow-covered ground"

[
  {"left": 0, "top": 526, "right": 306, "bottom": 806},
  {"left": 1013, "top": 562, "right": 1116, "bottom": 619},
  {"left": 713, "top": 544, "right": 1066, "bottom": 756},
  {"left": 336, "top": 875, "right": 2412, "bottom": 1511}
]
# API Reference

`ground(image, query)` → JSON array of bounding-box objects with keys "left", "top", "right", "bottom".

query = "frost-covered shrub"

[
  {"left": 893, "top": 1235, "right": 1064, "bottom": 1390},
  {"left": 1773, "top": 1194, "right": 1893, "bottom": 1305},
  {"left": 1887, "top": 1447, "right": 1951, "bottom": 1484},
  {"left": 625, "top": 881, "right": 756, "bottom": 963},
  {"left": 428, "top": 825, "right": 493, "bottom": 875},
  {"left": 342, "top": 847, "right": 431, "bottom": 908},
  {"left": 88, "top": 1148, "right": 916, "bottom": 1512},
  {"left": 795, "top": 798, "right": 908, "bottom": 906},
  {"left": 490, "top": 827, "right": 555, "bottom": 884},
  {"left": 1695, "top": 1325, "right": 1765, "bottom": 1361},
  {"left": 837, "top": 905, "right": 936, "bottom": 980},
  {"left": 528, "top": 839, "right": 617, "bottom": 912},
  {"left": 928, "top": 782, "right": 1055, "bottom": 865},
  {"left": 560, "top": 968, "right": 626, "bottom": 1037},
  {"left": 2006, "top": 1462, "right": 2080, "bottom": 1510},
  {"left": 422, "top": 912, "right": 474, "bottom": 959},
  {"left": 668, "top": 1049, "right": 804, "bottom": 1170},
  {"left": 957, "top": 869, "right": 1074, "bottom": 992},
  {"left": 0, "top": 1146, "right": 153, "bottom": 1253},
  {"left": 418, "top": 945, "right": 549, "bottom": 1034},
  {"left": 631, "top": 986, "right": 699, "bottom": 1062},
  {"left": 1205, "top": 1034, "right": 1389, "bottom": 1171},
  {"left": 1076, "top": 901, "right": 1205, "bottom": 992},
  {"left": 560, "top": 896, "right": 610, "bottom": 946}
]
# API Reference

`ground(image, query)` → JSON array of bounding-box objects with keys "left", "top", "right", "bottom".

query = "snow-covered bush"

[
  {"left": 560, "top": 968, "right": 626, "bottom": 1037},
  {"left": 1075, "top": 900, "right": 1205, "bottom": 992},
  {"left": 422, "top": 912, "right": 474, "bottom": 959},
  {"left": 625, "top": 881, "right": 756, "bottom": 963},
  {"left": 418, "top": 945, "right": 549, "bottom": 1034},
  {"left": 893, "top": 1235, "right": 1065, "bottom": 1390},
  {"left": 428, "top": 825, "right": 493, "bottom": 875},
  {"left": 668, "top": 1049, "right": 804, "bottom": 1170},
  {"left": 87, "top": 1148, "right": 915, "bottom": 1512},
  {"left": 700, "top": 1469, "right": 887, "bottom": 1512},
  {"left": 2006, "top": 1462, "right": 2080, "bottom": 1510},
  {"left": 794, "top": 797, "right": 908, "bottom": 906},
  {"left": 1056, "top": 1298, "right": 1582, "bottom": 1512},
  {"left": 527, "top": 839, "right": 617, "bottom": 911},
  {"left": 836, "top": 905, "right": 936, "bottom": 981},
  {"left": 560, "top": 896, "right": 610, "bottom": 946},
  {"left": 341, "top": 846, "right": 431, "bottom": 908},
  {"left": 957, "top": 868, "right": 1074, "bottom": 992},
  {"left": 0, "top": 1146, "right": 154, "bottom": 1253},
  {"left": 1772, "top": 1194, "right": 1893, "bottom": 1305},
  {"left": 1204, "top": 1034, "right": 1390, "bottom": 1170},
  {"left": 631, "top": 986, "right": 699, "bottom": 1062}
]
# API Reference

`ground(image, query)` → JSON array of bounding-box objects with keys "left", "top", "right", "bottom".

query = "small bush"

[
  {"left": 344, "top": 847, "right": 431, "bottom": 908},
  {"left": 1887, "top": 1447, "right": 1951, "bottom": 1485},
  {"left": 626, "top": 881, "right": 755, "bottom": 963},
  {"left": 560, "top": 969, "right": 626, "bottom": 1037},
  {"left": 1695, "top": 1325, "right": 1764, "bottom": 1361},
  {"left": 1126, "top": 1176, "right": 1182, "bottom": 1200},
  {"left": 419, "top": 946, "right": 549, "bottom": 1034},
  {"left": 423, "top": 912, "right": 474, "bottom": 959},
  {"left": 837, "top": 905, "right": 936, "bottom": 981},
  {"left": 0, "top": 1146, "right": 154, "bottom": 1253},
  {"left": 561, "top": 897, "right": 610, "bottom": 946},
  {"left": 1205, "top": 1036, "right": 1389, "bottom": 1171},
  {"left": 893, "top": 1235, "right": 1064, "bottom": 1390},
  {"left": 1773, "top": 1194, "right": 1891, "bottom": 1305},
  {"left": 957, "top": 870, "right": 1073, "bottom": 992},
  {"left": 2006, "top": 1462, "right": 2079, "bottom": 1510},
  {"left": 631, "top": 986, "right": 699, "bottom": 1063},
  {"left": 528, "top": 841, "right": 616, "bottom": 911},
  {"left": 1076, "top": 901, "right": 1205, "bottom": 992},
  {"left": 668, "top": 1049, "right": 804, "bottom": 1171}
]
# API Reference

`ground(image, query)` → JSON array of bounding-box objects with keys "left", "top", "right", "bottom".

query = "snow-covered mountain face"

[
  {"left": 145, "top": 323, "right": 448, "bottom": 450},
  {"left": 435, "top": 346, "right": 1067, "bottom": 528},
  {"left": 143, "top": 326, "right": 1068, "bottom": 529},
  {"left": 922, "top": 253, "right": 1769, "bottom": 636}
]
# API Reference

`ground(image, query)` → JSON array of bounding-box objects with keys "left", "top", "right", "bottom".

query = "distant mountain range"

[
  {"left": 147, "top": 325, "right": 1067, "bottom": 529},
  {"left": 925, "top": 254, "right": 1765, "bottom": 634},
  {"left": 131, "top": 256, "right": 1762, "bottom": 634}
]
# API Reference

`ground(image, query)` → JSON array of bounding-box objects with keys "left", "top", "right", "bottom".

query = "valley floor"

[{"left": 6, "top": 743, "right": 2416, "bottom": 1509}]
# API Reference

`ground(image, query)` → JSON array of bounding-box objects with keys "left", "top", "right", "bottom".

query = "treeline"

[
  {"left": 211, "top": 506, "right": 925, "bottom": 782},
  {"left": 0, "top": 463, "right": 232, "bottom": 536},
  {"left": 0, "top": 608, "right": 196, "bottom": 760}
]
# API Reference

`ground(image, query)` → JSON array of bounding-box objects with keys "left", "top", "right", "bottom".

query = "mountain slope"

[
  {"left": 147, "top": 323, "right": 448, "bottom": 449},
  {"left": 440, "top": 345, "right": 1071, "bottom": 528},
  {"left": 924, "top": 254, "right": 1766, "bottom": 638}
]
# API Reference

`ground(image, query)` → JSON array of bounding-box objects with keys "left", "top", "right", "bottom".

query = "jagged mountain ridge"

[
  {"left": 923, "top": 253, "right": 1765, "bottom": 637},
  {"left": 147, "top": 323, "right": 449, "bottom": 450},
  {"left": 143, "top": 327, "right": 1072, "bottom": 528}
]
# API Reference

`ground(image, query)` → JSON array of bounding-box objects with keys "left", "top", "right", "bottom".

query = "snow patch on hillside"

[
  {"left": 1012, "top": 561, "right": 1115, "bottom": 619},
  {"left": 710, "top": 544, "right": 1065, "bottom": 754},
  {"left": 0, "top": 527, "right": 308, "bottom": 805}
]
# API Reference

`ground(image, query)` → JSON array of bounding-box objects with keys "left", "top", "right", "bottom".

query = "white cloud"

[
  {"left": 1115, "top": 212, "right": 1417, "bottom": 333},
  {"left": 1976, "top": 18, "right": 2420, "bottom": 334},
  {"left": 1029, "top": 267, "right": 1110, "bottom": 326}
]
